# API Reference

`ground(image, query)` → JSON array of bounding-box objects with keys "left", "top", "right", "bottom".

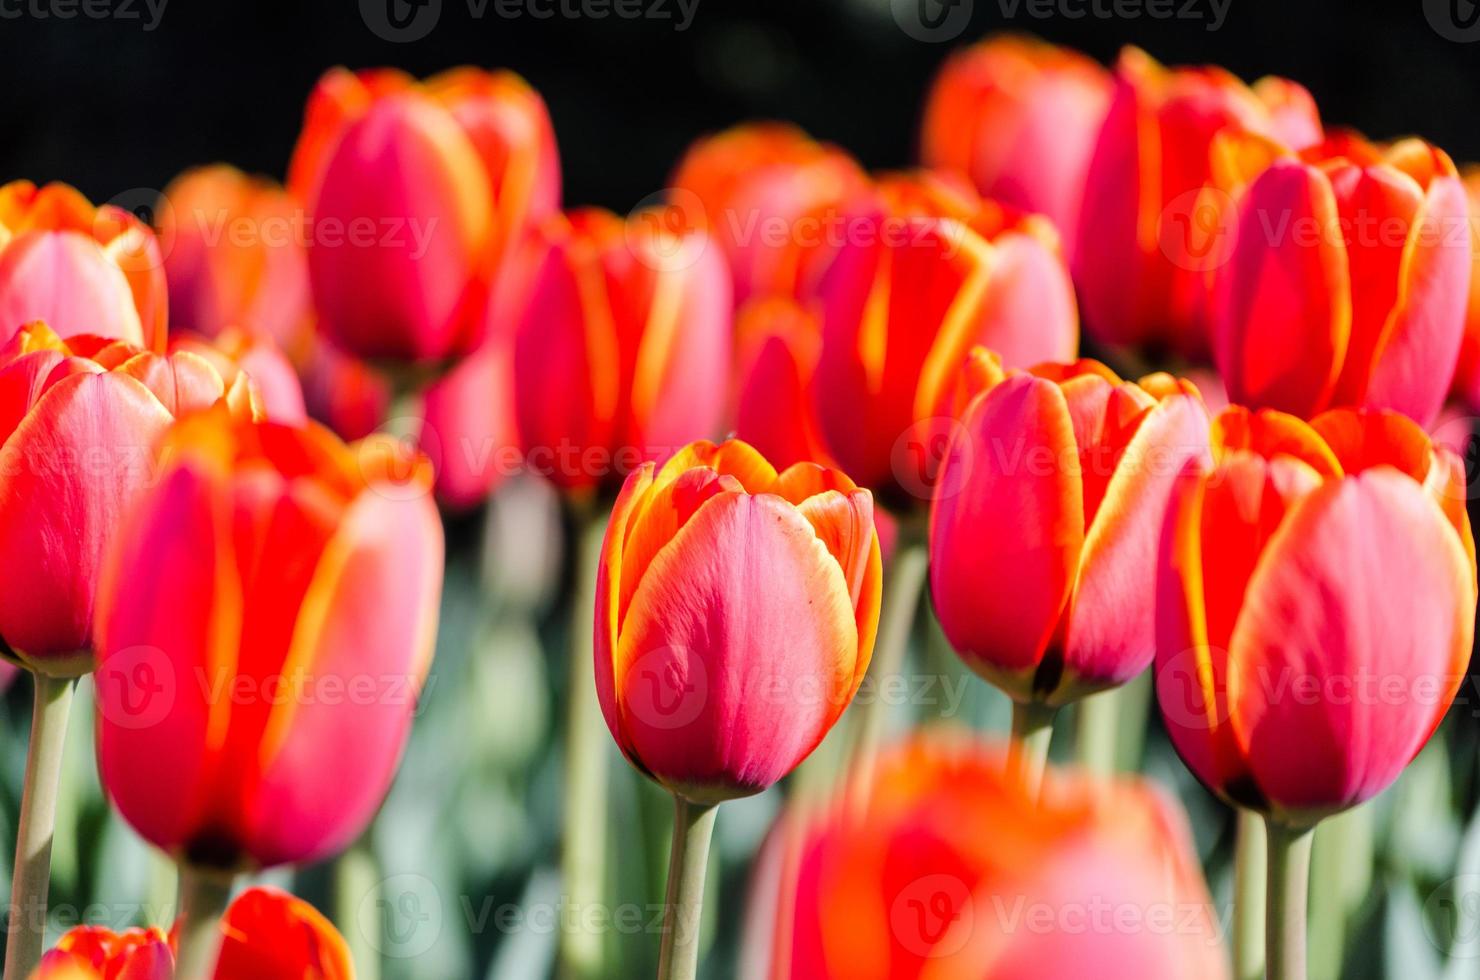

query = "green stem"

[
  {"left": 1074, "top": 689, "right": 1120, "bottom": 775},
  {"left": 1233, "top": 809, "right": 1267, "bottom": 980},
  {"left": 559, "top": 513, "right": 611, "bottom": 980},
  {"left": 845, "top": 540, "right": 928, "bottom": 812},
  {"left": 173, "top": 866, "right": 236, "bottom": 980},
  {"left": 1007, "top": 700, "right": 1056, "bottom": 800},
  {"left": 656, "top": 797, "right": 717, "bottom": 980},
  {"left": 334, "top": 840, "right": 382, "bottom": 980},
  {"left": 4, "top": 673, "right": 76, "bottom": 980},
  {"left": 1266, "top": 820, "right": 1314, "bottom": 980}
]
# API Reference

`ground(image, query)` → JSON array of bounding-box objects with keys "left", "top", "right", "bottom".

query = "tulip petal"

[
  {"left": 594, "top": 464, "right": 655, "bottom": 771},
  {"left": 0, "top": 231, "right": 145, "bottom": 346}
]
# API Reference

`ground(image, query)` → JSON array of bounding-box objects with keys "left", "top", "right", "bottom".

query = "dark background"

[{"left": 0, "top": 0, "right": 1477, "bottom": 213}]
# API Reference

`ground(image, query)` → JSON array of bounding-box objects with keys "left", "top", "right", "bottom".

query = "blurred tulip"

[
  {"left": 420, "top": 338, "right": 518, "bottom": 510},
  {"left": 753, "top": 733, "right": 1228, "bottom": 979},
  {"left": 31, "top": 887, "right": 351, "bottom": 979},
  {"left": 170, "top": 330, "right": 307, "bottom": 426},
  {"left": 596, "top": 439, "right": 881, "bottom": 802},
  {"left": 732, "top": 296, "right": 832, "bottom": 471},
  {"left": 299, "top": 338, "right": 393, "bottom": 442},
  {"left": 0, "top": 322, "right": 257, "bottom": 672},
  {"left": 671, "top": 123, "right": 868, "bottom": 305},
  {"left": 95, "top": 408, "right": 442, "bottom": 870},
  {"left": 1075, "top": 47, "right": 1321, "bottom": 355},
  {"left": 158, "top": 166, "right": 311, "bottom": 351},
  {"left": 814, "top": 173, "right": 1079, "bottom": 503},
  {"left": 511, "top": 208, "right": 731, "bottom": 494},
  {"left": 1213, "top": 136, "right": 1471, "bottom": 427},
  {"left": 929, "top": 352, "right": 1210, "bottom": 708},
  {"left": 1446, "top": 165, "right": 1480, "bottom": 411},
  {"left": 0, "top": 182, "right": 167, "bottom": 349},
  {"left": 288, "top": 66, "right": 560, "bottom": 364},
  {"left": 1156, "top": 405, "right": 1475, "bottom": 825},
  {"left": 920, "top": 35, "right": 1111, "bottom": 259}
]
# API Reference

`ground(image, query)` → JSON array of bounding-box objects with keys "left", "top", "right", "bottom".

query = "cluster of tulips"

[{"left": 0, "top": 27, "right": 1474, "bottom": 980}]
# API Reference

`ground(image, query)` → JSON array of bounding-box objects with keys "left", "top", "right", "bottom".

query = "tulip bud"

[
  {"left": 1213, "top": 136, "right": 1471, "bottom": 427},
  {"left": 95, "top": 409, "right": 442, "bottom": 869},
  {"left": 288, "top": 67, "right": 560, "bottom": 364},
  {"left": 1075, "top": 47, "right": 1320, "bottom": 355},
  {"left": 671, "top": 123, "right": 868, "bottom": 305},
  {"left": 0, "top": 322, "right": 257, "bottom": 673},
  {"left": 731, "top": 296, "right": 832, "bottom": 472},
  {"left": 0, "top": 182, "right": 166, "bottom": 350},
  {"left": 158, "top": 166, "right": 311, "bottom": 351},
  {"left": 596, "top": 439, "right": 881, "bottom": 802},
  {"left": 1155, "top": 406, "right": 1475, "bottom": 824},
  {"left": 1451, "top": 165, "right": 1480, "bottom": 410},
  {"left": 170, "top": 330, "right": 308, "bottom": 426},
  {"left": 511, "top": 208, "right": 732, "bottom": 494},
  {"left": 929, "top": 352, "right": 1210, "bottom": 706},
  {"left": 920, "top": 35, "right": 1111, "bottom": 260},
  {"left": 814, "top": 173, "right": 1079, "bottom": 504},
  {"left": 754, "top": 733, "right": 1229, "bottom": 979}
]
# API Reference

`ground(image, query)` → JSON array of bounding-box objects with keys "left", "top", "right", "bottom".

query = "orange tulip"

[
  {"left": 95, "top": 408, "right": 442, "bottom": 868},
  {"left": 169, "top": 330, "right": 307, "bottom": 426},
  {"left": 731, "top": 296, "right": 832, "bottom": 472},
  {"left": 928, "top": 351, "right": 1210, "bottom": 705},
  {"left": 755, "top": 733, "right": 1228, "bottom": 979},
  {"left": 158, "top": 166, "right": 311, "bottom": 351},
  {"left": 511, "top": 208, "right": 731, "bottom": 494},
  {"left": 1452, "top": 165, "right": 1480, "bottom": 410},
  {"left": 1075, "top": 48, "right": 1320, "bottom": 355},
  {"left": 920, "top": 35, "right": 1111, "bottom": 260},
  {"left": 1213, "top": 135, "right": 1471, "bottom": 427},
  {"left": 31, "top": 886, "right": 351, "bottom": 979},
  {"left": 288, "top": 67, "right": 560, "bottom": 363},
  {"left": 814, "top": 173, "right": 1079, "bottom": 503},
  {"left": 671, "top": 123, "right": 867, "bottom": 305},
  {"left": 0, "top": 322, "right": 256, "bottom": 672},
  {"left": 1155, "top": 406, "right": 1475, "bottom": 823},
  {"left": 0, "top": 182, "right": 166, "bottom": 350},
  {"left": 596, "top": 439, "right": 881, "bottom": 802}
]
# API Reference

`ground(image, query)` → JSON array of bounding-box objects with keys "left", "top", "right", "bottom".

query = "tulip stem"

[
  {"left": 1007, "top": 700, "right": 1055, "bottom": 799},
  {"left": 173, "top": 866, "right": 235, "bottom": 980},
  {"left": 559, "top": 512, "right": 611, "bottom": 980},
  {"left": 1074, "top": 689, "right": 1120, "bottom": 775},
  {"left": 845, "top": 539, "right": 928, "bottom": 812},
  {"left": 1232, "top": 809, "right": 1267, "bottom": 980},
  {"left": 657, "top": 796, "right": 717, "bottom": 980},
  {"left": 4, "top": 672, "right": 76, "bottom": 980},
  {"left": 1265, "top": 820, "right": 1314, "bottom": 980}
]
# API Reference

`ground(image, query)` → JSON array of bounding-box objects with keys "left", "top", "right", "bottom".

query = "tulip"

[
  {"left": 170, "top": 330, "right": 307, "bottom": 426},
  {"left": 93, "top": 407, "right": 442, "bottom": 973},
  {"left": 299, "top": 338, "right": 393, "bottom": 442},
  {"left": 1154, "top": 405, "right": 1474, "bottom": 980},
  {"left": 928, "top": 351, "right": 1210, "bottom": 789},
  {"left": 32, "top": 886, "right": 351, "bottom": 979},
  {"left": 814, "top": 172, "right": 1079, "bottom": 505},
  {"left": 288, "top": 66, "right": 560, "bottom": 364},
  {"left": 731, "top": 296, "right": 832, "bottom": 471},
  {"left": 511, "top": 208, "right": 731, "bottom": 494},
  {"left": 752, "top": 733, "right": 1228, "bottom": 979},
  {"left": 920, "top": 35, "right": 1111, "bottom": 260},
  {"left": 419, "top": 337, "right": 518, "bottom": 510},
  {"left": 1213, "top": 136, "right": 1471, "bottom": 428},
  {"left": 671, "top": 123, "right": 868, "bottom": 305},
  {"left": 0, "top": 181, "right": 167, "bottom": 349},
  {"left": 597, "top": 438, "right": 881, "bottom": 979},
  {"left": 158, "top": 166, "right": 311, "bottom": 351},
  {"left": 1075, "top": 47, "right": 1321, "bottom": 355}
]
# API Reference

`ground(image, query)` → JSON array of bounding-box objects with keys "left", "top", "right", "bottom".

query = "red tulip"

[
  {"left": 32, "top": 886, "right": 351, "bottom": 979},
  {"left": 1213, "top": 135, "right": 1471, "bottom": 427},
  {"left": 814, "top": 173, "right": 1079, "bottom": 502},
  {"left": 288, "top": 67, "right": 560, "bottom": 363},
  {"left": 1156, "top": 406, "right": 1475, "bottom": 823},
  {"left": 298, "top": 337, "right": 393, "bottom": 442},
  {"left": 731, "top": 296, "right": 833, "bottom": 472},
  {"left": 756, "top": 733, "right": 1228, "bottom": 979},
  {"left": 0, "top": 182, "right": 166, "bottom": 350},
  {"left": 928, "top": 353, "right": 1210, "bottom": 705},
  {"left": 511, "top": 208, "right": 731, "bottom": 494},
  {"left": 596, "top": 439, "right": 881, "bottom": 802},
  {"left": 419, "top": 337, "right": 519, "bottom": 510},
  {"left": 158, "top": 166, "right": 311, "bottom": 351},
  {"left": 95, "top": 408, "right": 442, "bottom": 868},
  {"left": 0, "top": 322, "right": 257, "bottom": 672},
  {"left": 1453, "top": 165, "right": 1480, "bottom": 410},
  {"left": 1075, "top": 48, "right": 1321, "bottom": 354},
  {"left": 920, "top": 35, "right": 1111, "bottom": 261},
  {"left": 671, "top": 123, "right": 868, "bottom": 306}
]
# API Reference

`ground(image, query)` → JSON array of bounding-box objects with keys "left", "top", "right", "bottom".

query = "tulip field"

[{"left": 2, "top": 5, "right": 1480, "bottom": 980}]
